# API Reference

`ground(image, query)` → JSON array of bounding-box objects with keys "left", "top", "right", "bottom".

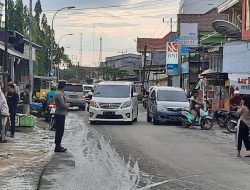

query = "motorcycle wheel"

[
  {"left": 49, "top": 117, "right": 55, "bottom": 131},
  {"left": 217, "top": 117, "right": 225, "bottom": 128},
  {"left": 226, "top": 118, "right": 237, "bottom": 133},
  {"left": 182, "top": 120, "right": 191, "bottom": 128},
  {"left": 201, "top": 118, "right": 214, "bottom": 130}
]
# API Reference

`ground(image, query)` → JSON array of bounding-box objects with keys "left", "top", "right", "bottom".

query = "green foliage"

[{"left": 6, "top": 0, "right": 71, "bottom": 77}]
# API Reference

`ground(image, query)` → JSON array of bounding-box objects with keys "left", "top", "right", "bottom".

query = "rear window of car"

[
  {"left": 64, "top": 84, "right": 83, "bottom": 92},
  {"left": 84, "top": 86, "right": 93, "bottom": 91}
]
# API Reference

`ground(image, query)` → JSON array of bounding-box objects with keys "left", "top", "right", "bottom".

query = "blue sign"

[{"left": 166, "top": 64, "right": 179, "bottom": 75}]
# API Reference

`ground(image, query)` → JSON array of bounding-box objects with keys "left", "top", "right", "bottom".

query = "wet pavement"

[
  {"left": 0, "top": 119, "right": 54, "bottom": 190},
  {"left": 38, "top": 107, "right": 250, "bottom": 190}
]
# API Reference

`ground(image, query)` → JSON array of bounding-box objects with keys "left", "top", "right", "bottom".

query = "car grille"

[
  {"left": 167, "top": 108, "right": 183, "bottom": 112},
  {"left": 96, "top": 115, "right": 123, "bottom": 119},
  {"left": 99, "top": 103, "right": 121, "bottom": 109}
]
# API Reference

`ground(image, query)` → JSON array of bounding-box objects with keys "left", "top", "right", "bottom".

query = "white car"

[{"left": 89, "top": 81, "right": 138, "bottom": 125}]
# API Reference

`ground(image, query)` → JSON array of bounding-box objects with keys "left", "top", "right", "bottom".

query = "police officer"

[{"left": 54, "top": 81, "right": 69, "bottom": 152}]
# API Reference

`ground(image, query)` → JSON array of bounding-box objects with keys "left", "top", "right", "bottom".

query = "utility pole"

[
  {"left": 29, "top": 0, "right": 33, "bottom": 93},
  {"left": 80, "top": 33, "right": 83, "bottom": 66},
  {"left": 92, "top": 24, "right": 95, "bottom": 66},
  {"left": 4, "top": 0, "right": 8, "bottom": 92},
  {"left": 99, "top": 37, "right": 102, "bottom": 65},
  {"left": 141, "top": 45, "right": 147, "bottom": 95}
]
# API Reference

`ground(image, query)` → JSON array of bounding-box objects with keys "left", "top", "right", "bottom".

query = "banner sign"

[
  {"left": 180, "top": 23, "right": 198, "bottom": 47},
  {"left": 166, "top": 42, "right": 179, "bottom": 75},
  {"left": 228, "top": 74, "right": 250, "bottom": 94}
]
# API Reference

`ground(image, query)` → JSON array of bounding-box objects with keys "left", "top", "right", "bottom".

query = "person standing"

[
  {"left": 14, "top": 80, "right": 21, "bottom": 100},
  {"left": 236, "top": 96, "right": 250, "bottom": 157},
  {"left": 6, "top": 84, "right": 19, "bottom": 138},
  {"left": 22, "top": 84, "right": 31, "bottom": 115},
  {"left": 54, "top": 81, "right": 69, "bottom": 152},
  {"left": 0, "top": 88, "right": 9, "bottom": 143}
]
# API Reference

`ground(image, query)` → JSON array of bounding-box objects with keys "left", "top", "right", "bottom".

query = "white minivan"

[{"left": 89, "top": 81, "right": 138, "bottom": 125}]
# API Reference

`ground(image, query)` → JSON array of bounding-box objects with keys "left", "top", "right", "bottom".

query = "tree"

[
  {"left": 13, "top": 0, "right": 25, "bottom": 34},
  {"left": 7, "top": 0, "right": 15, "bottom": 31}
]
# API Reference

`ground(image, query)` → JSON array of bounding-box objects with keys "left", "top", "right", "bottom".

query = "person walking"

[
  {"left": 6, "top": 84, "right": 19, "bottom": 138},
  {"left": 54, "top": 81, "right": 69, "bottom": 152},
  {"left": 0, "top": 87, "right": 9, "bottom": 143},
  {"left": 236, "top": 96, "right": 250, "bottom": 157},
  {"left": 22, "top": 84, "right": 31, "bottom": 115}
]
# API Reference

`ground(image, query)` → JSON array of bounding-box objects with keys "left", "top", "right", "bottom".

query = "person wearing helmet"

[
  {"left": 230, "top": 89, "right": 242, "bottom": 111},
  {"left": 46, "top": 85, "right": 57, "bottom": 104}
]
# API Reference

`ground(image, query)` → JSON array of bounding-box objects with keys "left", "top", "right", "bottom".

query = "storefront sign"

[
  {"left": 228, "top": 74, "right": 250, "bottom": 94},
  {"left": 166, "top": 42, "right": 179, "bottom": 75},
  {"left": 180, "top": 23, "right": 198, "bottom": 47}
]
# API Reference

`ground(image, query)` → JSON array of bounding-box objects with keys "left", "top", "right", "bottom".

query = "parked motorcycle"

[
  {"left": 49, "top": 105, "right": 56, "bottom": 131},
  {"left": 225, "top": 111, "right": 240, "bottom": 133},
  {"left": 181, "top": 107, "right": 214, "bottom": 130},
  {"left": 213, "top": 109, "right": 229, "bottom": 128}
]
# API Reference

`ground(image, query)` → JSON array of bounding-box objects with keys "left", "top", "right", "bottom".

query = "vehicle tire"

[
  {"left": 181, "top": 120, "right": 191, "bottom": 128},
  {"left": 49, "top": 117, "right": 55, "bottom": 131},
  {"left": 90, "top": 121, "right": 96, "bottom": 125},
  {"left": 201, "top": 118, "right": 214, "bottom": 130},
  {"left": 226, "top": 118, "right": 238, "bottom": 133},
  {"left": 147, "top": 111, "right": 152, "bottom": 122},
  {"left": 153, "top": 117, "right": 159, "bottom": 125}
]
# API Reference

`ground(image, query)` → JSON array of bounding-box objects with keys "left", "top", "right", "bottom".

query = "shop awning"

[
  {"left": 227, "top": 73, "right": 250, "bottom": 94},
  {"left": 218, "top": 0, "right": 240, "bottom": 13},
  {"left": 199, "top": 69, "right": 228, "bottom": 79}
]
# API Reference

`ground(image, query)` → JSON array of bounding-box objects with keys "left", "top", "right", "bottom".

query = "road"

[{"left": 38, "top": 107, "right": 250, "bottom": 190}]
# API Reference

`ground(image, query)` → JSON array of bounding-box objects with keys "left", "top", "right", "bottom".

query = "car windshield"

[
  {"left": 64, "top": 84, "right": 83, "bottom": 92},
  {"left": 94, "top": 85, "right": 130, "bottom": 98},
  {"left": 157, "top": 90, "right": 187, "bottom": 102}
]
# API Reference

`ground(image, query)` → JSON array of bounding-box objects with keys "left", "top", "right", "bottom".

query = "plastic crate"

[{"left": 19, "top": 115, "right": 36, "bottom": 127}]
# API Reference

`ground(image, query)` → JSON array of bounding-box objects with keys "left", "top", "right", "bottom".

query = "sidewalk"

[{"left": 0, "top": 119, "right": 54, "bottom": 190}]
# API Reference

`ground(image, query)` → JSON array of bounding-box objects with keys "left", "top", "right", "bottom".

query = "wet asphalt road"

[{"left": 38, "top": 107, "right": 250, "bottom": 190}]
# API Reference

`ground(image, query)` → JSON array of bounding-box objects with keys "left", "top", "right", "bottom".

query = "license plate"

[
  {"left": 103, "top": 111, "right": 115, "bottom": 115},
  {"left": 69, "top": 95, "right": 78, "bottom": 98}
]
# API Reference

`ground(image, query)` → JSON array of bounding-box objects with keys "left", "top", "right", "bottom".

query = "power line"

[{"left": 43, "top": 0, "right": 177, "bottom": 12}]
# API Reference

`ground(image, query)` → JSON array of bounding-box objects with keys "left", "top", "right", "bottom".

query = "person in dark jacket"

[
  {"left": 22, "top": 84, "right": 31, "bottom": 115},
  {"left": 54, "top": 81, "right": 69, "bottom": 152},
  {"left": 7, "top": 84, "right": 19, "bottom": 138}
]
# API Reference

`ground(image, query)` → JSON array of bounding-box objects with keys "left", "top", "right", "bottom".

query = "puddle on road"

[{"left": 60, "top": 113, "right": 172, "bottom": 190}]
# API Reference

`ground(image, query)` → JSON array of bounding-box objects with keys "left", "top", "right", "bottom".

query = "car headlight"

[
  {"left": 90, "top": 101, "right": 99, "bottom": 108},
  {"left": 157, "top": 105, "right": 166, "bottom": 112},
  {"left": 121, "top": 101, "right": 131, "bottom": 109}
]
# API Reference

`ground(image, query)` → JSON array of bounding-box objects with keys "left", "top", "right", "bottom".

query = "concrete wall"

[{"left": 223, "top": 41, "right": 250, "bottom": 73}]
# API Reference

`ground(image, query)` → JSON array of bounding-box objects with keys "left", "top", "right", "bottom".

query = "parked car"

[
  {"left": 147, "top": 86, "right": 190, "bottom": 125},
  {"left": 89, "top": 81, "right": 138, "bottom": 125},
  {"left": 63, "top": 83, "right": 86, "bottom": 110}
]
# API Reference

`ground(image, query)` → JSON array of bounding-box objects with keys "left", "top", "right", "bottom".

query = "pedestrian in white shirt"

[{"left": 0, "top": 87, "right": 9, "bottom": 143}]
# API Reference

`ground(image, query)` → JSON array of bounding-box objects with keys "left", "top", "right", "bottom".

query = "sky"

[{"left": 21, "top": 0, "right": 180, "bottom": 67}]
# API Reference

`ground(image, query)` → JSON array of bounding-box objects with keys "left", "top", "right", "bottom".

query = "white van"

[{"left": 89, "top": 81, "right": 138, "bottom": 125}]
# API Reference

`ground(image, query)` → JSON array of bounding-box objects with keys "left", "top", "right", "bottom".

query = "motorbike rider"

[
  {"left": 46, "top": 85, "right": 57, "bottom": 103},
  {"left": 190, "top": 91, "right": 204, "bottom": 122},
  {"left": 229, "top": 90, "right": 242, "bottom": 111}
]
